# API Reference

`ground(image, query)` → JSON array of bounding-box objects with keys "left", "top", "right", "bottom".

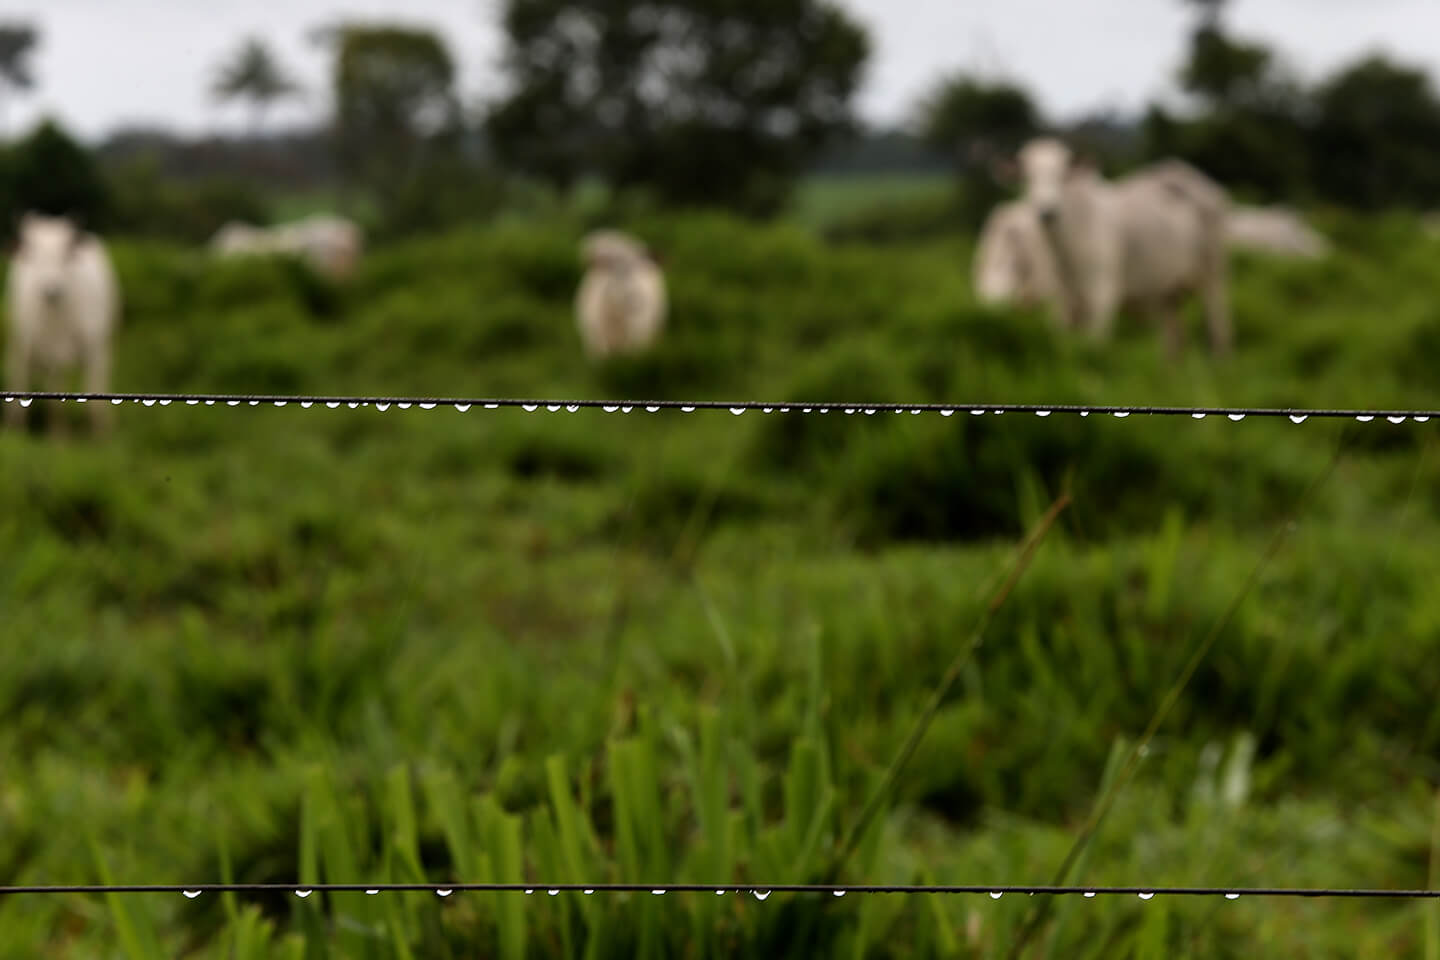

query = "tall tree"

[
  {"left": 911, "top": 72, "right": 1041, "bottom": 227},
  {"left": 486, "top": 0, "right": 870, "bottom": 217},
  {"left": 914, "top": 72, "right": 1040, "bottom": 165},
  {"left": 210, "top": 36, "right": 301, "bottom": 137},
  {"left": 2, "top": 118, "right": 111, "bottom": 230},
  {"left": 0, "top": 23, "right": 40, "bottom": 141},
  {"left": 320, "top": 24, "right": 462, "bottom": 218},
  {"left": 1144, "top": 0, "right": 1312, "bottom": 202},
  {"left": 1181, "top": 0, "right": 1226, "bottom": 30},
  {"left": 1309, "top": 54, "right": 1440, "bottom": 209},
  {"left": 1179, "top": 25, "right": 1278, "bottom": 110}
]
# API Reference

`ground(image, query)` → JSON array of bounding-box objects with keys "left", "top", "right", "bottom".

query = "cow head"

[
  {"left": 581, "top": 229, "right": 649, "bottom": 272},
  {"left": 1004, "top": 138, "right": 1099, "bottom": 229},
  {"left": 13, "top": 212, "right": 87, "bottom": 307}
]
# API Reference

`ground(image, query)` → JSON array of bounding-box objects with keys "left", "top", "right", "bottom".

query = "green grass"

[
  {"left": 787, "top": 173, "right": 951, "bottom": 228},
  {"left": 4, "top": 204, "right": 1440, "bottom": 957}
]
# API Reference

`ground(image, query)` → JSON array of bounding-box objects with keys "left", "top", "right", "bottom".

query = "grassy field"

[{"left": 5, "top": 194, "right": 1440, "bottom": 957}]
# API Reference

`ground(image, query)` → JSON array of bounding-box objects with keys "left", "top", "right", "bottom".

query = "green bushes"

[{"left": 5, "top": 210, "right": 1440, "bottom": 956}]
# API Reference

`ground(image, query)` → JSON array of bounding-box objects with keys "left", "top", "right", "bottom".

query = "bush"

[
  {"left": 819, "top": 191, "right": 965, "bottom": 245},
  {"left": 104, "top": 157, "right": 271, "bottom": 244},
  {"left": 0, "top": 117, "right": 112, "bottom": 235}
]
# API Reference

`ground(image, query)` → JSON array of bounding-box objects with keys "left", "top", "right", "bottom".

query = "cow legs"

[
  {"left": 1155, "top": 297, "right": 1184, "bottom": 363},
  {"left": 1202, "top": 269, "right": 1232, "bottom": 356},
  {"left": 1196, "top": 224, "right": 1232, "bottom": 356},
  {"left": 84, "top": 345, "right": 113, "bottom": 436},
  {"left": 40, "top": 365, "right": 72, "bottom": 440},
  {"left": 1084, "top": 275, "right": 1121, "bottom": 342}
]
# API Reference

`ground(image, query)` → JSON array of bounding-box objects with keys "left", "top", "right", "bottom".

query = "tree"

[
  {"left": 1308, "top": 54, "right": 1440, "bottom": 209},
  {"left": 0, "top": 118, "right": 111, "bottom": 232},
  {"left": 1142, "top": 0, "right": 1312, "bottom": 202},
  {"left": 914, "top": 72, "right": 1040, "bottom": 165},
  {"left": 911, "top": 72, "right": 1041, "bottom": 227},
  {"left": 1180, "top": 27, "right": 1273, "bottom": 109},
  {"left": 210, "top": 36, "right": 301, "bottom": 137},
  {"left": 486, "top": 0, "right": 870, "bottom": 217},
  {"left": 320, "top": 24, "right": 464, "bottom": 222},
  {"left": 0, "top": 23, "right": 39, "bottom": 141},
  {"left": 1181, "top": 0, "right": 1226, "bottom": 30}
]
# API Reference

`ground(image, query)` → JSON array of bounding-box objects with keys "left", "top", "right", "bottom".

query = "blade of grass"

[
  {"left": 1427, "top": 787, "right": 1440, "bottom": 960},
  {"left": 824, "top": 490, "right": 1072, "bottom": 882},
  {"left": 1004, "top": 431, "right": 1348, "bottom": 960},
  {"left": 88, "top": 831, "right": 162, "bottom": 960}
]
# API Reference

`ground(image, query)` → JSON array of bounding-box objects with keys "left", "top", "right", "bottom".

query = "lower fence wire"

[
  {"left": 0, "top": 883, "right": 1437, "bottom": 899},
  {"left": 3, "top": 390, "right": 1440, "bottom": 422}
]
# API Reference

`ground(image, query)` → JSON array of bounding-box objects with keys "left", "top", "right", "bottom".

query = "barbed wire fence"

[
  {"left": 3, "top": 390, "right": 1434, "bottom": 913},
  {"left": 3, "top": 390, "right": 1439, "bottom": 422}
]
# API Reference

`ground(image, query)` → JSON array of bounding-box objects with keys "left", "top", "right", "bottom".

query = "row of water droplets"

[
  {"left": 2, "top": 397, "right": 1429, "bottom": 424},
  {"left": 174, "top": 887, "right": 1241, "bottom": 901}
]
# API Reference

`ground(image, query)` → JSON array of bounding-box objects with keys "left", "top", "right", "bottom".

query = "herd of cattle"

[
  {"left": 0, "top": 136, "right": 1371, "bottom": 435},
  {"left": 971, "top": 136, "right": 1334, "bottom": 359}
]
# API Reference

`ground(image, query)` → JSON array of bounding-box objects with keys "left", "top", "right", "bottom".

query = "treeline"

[
  {"left": 0, "top": 2, "right": 876, "bottom": 244},
  {"left": 0, "top": 0, "right": 1437, "bottom": 246},
  {"left": 918, "top": 0, "right": 1440, "bottom": 227}
]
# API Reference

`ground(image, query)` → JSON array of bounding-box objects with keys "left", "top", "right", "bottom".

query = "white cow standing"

[
  {"left": 993, "top": 138, "right": 1233, "bottom": 358},
  {"left": 4, "top": 213, "right": 121, "bottom": 435},
  {"left": 210, "top": 214, "right": 364, "bottom": 281},
  {"left": 972, "top": 199, "right": 1060, "bottom": 310},
  {"left": 575, "top": 230, "right": 667, "bottom": 359}
]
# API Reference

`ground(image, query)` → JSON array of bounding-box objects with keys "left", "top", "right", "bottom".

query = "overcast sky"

[{"left": 4, "top": 0, "right": 1439, "bottom": 142}]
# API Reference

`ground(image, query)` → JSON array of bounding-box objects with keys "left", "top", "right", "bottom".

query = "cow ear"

[
  {"left": 972, "top": 141, "right": 1018, "bottom": 185},
  {"left": 7, "top": 213, "right": 24, "bottom": 257},
  {"left": 1067, "top": 148, "right": 1098, "bottom": 177},
  {"left": 66, "top": 217, "right": 89, "bottom": 256},
  {"left": 990, "top": 155, "right": 1020, "bottom": 186}
]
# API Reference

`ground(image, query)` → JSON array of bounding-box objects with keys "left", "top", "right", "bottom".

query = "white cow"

[
  {"left": 972, "top": 199, "right": 1059, "bottom": 310},
  {"left": 211, "top": 221, "right": 283, "bottom": 256},
  {"left": 1226, "top": 205, "right": 1330, "bottom": 259},
  {"left": 994, "top": 138, "right": 1232, "bottom": 358},
  {"left": 4, "top": 213, "right": 121, "bottom": 434},
  {"left": 276, "top": 215, "right": 364, "bottom": 280},
  {"left": 210, "top": 214, "right": 364, "bottom": 280},
  {"left": 575, "top": 230, "right": 667, "bottom": 359}
]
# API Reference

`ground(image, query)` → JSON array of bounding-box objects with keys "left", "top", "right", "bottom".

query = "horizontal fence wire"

[
  {"left": 3, "top": 393, "right": 1426, "bottom": 913},
  {"left": 1, "top": 391, "right": 1438, "bottom": 422},
  {"left": 1, "top": 883, "right": 1438, "bottom": 900}
]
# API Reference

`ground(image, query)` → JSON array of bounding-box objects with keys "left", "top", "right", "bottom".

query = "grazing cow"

[
  {"left": 210, "top": 221, "right": 283, "bottom": 257},
  {"left": 4, "top": 213, "right": 121, "bottom": 435},
  {"left": 972, "top": 199, "right": 1059, "bottom": 310},
  {"left": 210, "top": 214, "right": 364, "bottom": 280},
  {"left": 575, "top": 230, "right": 667, "bottom": 359},
  {"left": 275, "top": 215, "right": 365, "bottom": 280},
  {"left": 1226, "top": 205, "right": 1330, "bottom": 259},
  {"left": 992, "top": 137, "right": 1232, "bottom": 358}
]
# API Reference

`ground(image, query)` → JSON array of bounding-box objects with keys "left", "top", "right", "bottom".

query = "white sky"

[{"left": 3, "top": 0, "right": 1438, "bottom": 141}]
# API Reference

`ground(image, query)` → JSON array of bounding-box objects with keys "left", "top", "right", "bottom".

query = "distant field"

[
  {"left": 268, "top": 173, "right": 955, "bottom": 233},
  {"left": 787, "top": 173, "right": 951, "bottom": 227},
  {"left": 4, "top": 209, "right": 1440, "bottom": 957}
]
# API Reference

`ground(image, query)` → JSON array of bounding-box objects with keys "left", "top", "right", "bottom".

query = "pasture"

[{"left": 5, "top": 195, "right": 1440, "bottom": 958}]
